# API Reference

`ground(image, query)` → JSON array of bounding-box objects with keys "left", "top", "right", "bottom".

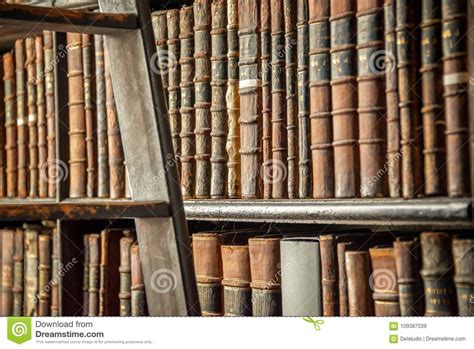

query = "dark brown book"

[
  {"left": 99, "top": 229, "right": 121, "bottom": 316},
  {"left": 44, "top": 31, "right": 56, "bottom": 198},
  {"left": 393, "top": 237, "right": 424, "bottom": 316},
  {"left": 24, "top": 229, "right": 38, "bottom": 316},
  {"left": 1, "top": 229, "right": 14, "bottom": 316},
  {"left": 420, "top": 232, "right": 457, "bottom": 316},
  {"left": 50, "top": 227, "right": 59, "bottom": 316},
  {"left": 210, "top": 0, "right": 228, "bottom": 199},
  {"left": 38, "top": 234, "right": 51, "bottom": 316},
  {"left": 0, "top": 57, "right": 4, "bottom": 197},
  {"left": 271, "top": 0, "right": 288, "bottom": 199},
  {"left": 12, "top": 228, "right": 23, "bottom": 316},
  {"left": 15, "top": 39, "right": 28, "bottom": 198},
  {"left": 152, "top": 11, "right": 169, "bottom": 104},
  {"left": 320, "top": 235, "right": 338, "bottom": 316},
  {"left": 131, "top": 243, "right": 147, "bottom": 316},
  {"left": 309, "top": 0, "right": 334, "bottom": 198},
  {"left": 442, "top": 0, "right": 470, "bottom": 197},
  {"left": 346, "top": 250, "right": 374, "bottom": 316},
  {"left": 179, "top": 5, "right": 195, "bottom": 200},
  {"left": 88, "top": 233, "right": 100, "bottom": 316},
  {"left": 452, "top": 237, "right": 474, "bottom": 316},
  {"left": 119, "top": 233, "right": 134, "bottom": 317},
  {"left": 330, "top": 0, "right": 359, "bottom": 198},
  {"left": 36, "top": 35, "right": 48, "bottom": 198},
  {"left": 337, "top": 240, "right": 356, "bottom": 316},
  {"left": 3, "top": 52, "right": 17, "bottom": 198},
  {"left": 249, "top": 237, "right": 282, "bottom": 316},
  {"left": 67, "top": 33, "right": 86, "bottom": 198},
  {"left": 356, "top": 0, "right": 386, "bottom": 197},
  {"left": 239, "top": 0, "right": 262, "bottom": 199},
  {"left": 226, "top": 0, "right": 241, "bottom": 198},
  {"left": 192, "top": 233, "right": 223, "bottom": 316},
  {"left": 82, "top": 234, "right": 90, "bottom": 316}
]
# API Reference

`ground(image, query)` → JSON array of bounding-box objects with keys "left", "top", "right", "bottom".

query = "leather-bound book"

[
  {"left": 194, "top": 0, "right": 212, "bottom": 199},
  {"left": 369, "top": 247, "right": 400, "bottom": 316},
  {"left": 320, "top": 235, "right": 338, "bottom": 316},
  {"left": 24, "top": 229, "right": 38, "bottom": 316},
  {"left": 51, "top": 227, "right": 59, "bottom": 316},
  {"left": 249, "top": 237, "right": 282, "bottom": 316},
  {"left": 442, "top": 0, "right": 470, "bottom": 197},
  {"left": 44, "top": 31, "right": 56, "bottom": 198},
  {"left": 226, "top": 0, "right": 241, "bottom": 198},
  {"left": 3, "top": 52, "right": 17, "bottom": 198},
  {"left": 420, "top": 232, "right": 457, "bottom": 316},
  {"left": 152, "top": 11, "right": 169, "bottom": 104},
  {"left": 193, "top": 233, "right": 223, "bottom": 316},
  {"left": 346, "top": 251, "right": 374, "bottom": 316},
  {"left": 337, "top": 240, "right": 360, "bottom": 316},
  {"left": 393, "top": 237, "right": 424, "bottom": 316},
  {"left": 82, "top": 234, "right": 90, "bottom": 316},
  {"left": 238, "top": 0, "right": 262, "bottom": 199},
  {"left": 210, "top": 0, "right": 228, "bottom": 199},
  {"left": 124, "top": 163, "right": 131, "bottom": 198},
  {"left": 281, "top": 237, "right": 321, "bottom": 316},
  {"left": 67, "top": 33, "right": 86, "bottom": 198},
  {"left": 15, "top": 39, "right": 28, "bottom": 198},
  {"left": 356, "top": 0, "right": 386, "bottom": 197},
  {"left": 131, "top": 244, "right": 147, "bottom": 316},
  {"left": 119, "top": 233, "right": 134, "bottom": 316},
  {"left": 309, "top": 0, "right": 334, "bottom": 198},
  {"left": 1, "top": 229, "right": 14, "bottom": 316},
  {"left": 167, "top": 10, "right": 182, "bottom": 179},
  {"left": 421, "top": 0, "right": 446, "bottom": 196},
  {"left": 0, "top": 230, "right": 2, "bottom": 312},
  {"left": 104, "top": 49, "right": 125, "bottom": 199},
  {"left": 297, "top": 0, "right": 311, "bottom": 198},
  {"left": 38, "top": 234, "right": 51, "bottom": 316},
  {"left": 99, "top": 229, "right": 121, "bottom": 316},
  {"left": 0, "top": 57, "right": 4, "bottom": 198},
  {"left": 384, "top": 0, "right": 401, "bottom": 197},
  {"left": 88, "top": 234, "right": 100, "bottom": 316},
  {"left": 179, "top": 6, "right": 195, "bottom": 199},
  {"left": 452, "top": 237, "right": 474, "bottom": 316},
  {"left": 12, "top": 229, "right": 23, "bottom": 316},
  {"left": 396, "top": 0, "right": 423, "bottom": 198},
  {"left": 271, "top": 0, "right": 288, "bottom": 199}
]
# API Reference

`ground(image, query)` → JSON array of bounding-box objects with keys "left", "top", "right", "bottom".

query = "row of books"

[
  {"left": 192, "top": 230, "right": 473, "bottom": 316},
  {"left": 150, "top": 0, "right": 470, "bottom": 200}
]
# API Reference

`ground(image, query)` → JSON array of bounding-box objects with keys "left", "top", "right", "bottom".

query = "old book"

[
  {"left": 442, "top": 0, "right": 470, "bottom": 197},
  {"left": 0, "top": 57, "right": 4, "bottom": 197},
  {"left": 119, "top": 233, "right": 134, "bottom": 317},
  {"left": 15, "top": 39, "right": 28, "bottom": 198},
  {"left": 3, "top": 52, "right": 17, "bottom": 198},
  {"left": 330, "top": 0, "right": 359, "bottom": 198},
  {"left": 309, "top": 0, "right": 334, "bottom": 198},
  {"left": 281, "top": 237, "right": 321, "bottom": 316},
  {"left": 12, "top": 228, "right": 23, "bottom": 316},
  {"left": 24, "top": 229, "right": 38, "bottom": 316},
  {"left": 104, "top": 49, "right": 125, "bottom": 199},
  {"left": 357, "top": 0, "right": 386, "bottom": 197},
  {"left": 88, "top": 234, "right": 100, "bottom": 316},
  {"left": 346, "top": 250, "right": 374, "bottom": 316},
  {"left": 99, "top": 229, "right": 121, "bottom": 316},
  {"left": 393, "top": 237, "right": 424, "bottom": 316},
  {"left": 67, "top": 33, "right": 86, "bottom": 198},
  {"left": 179, "top": 6, "right": 195, "bottom": 199},
  {"left": 226, "top": 0, "right": 241, "bottom": 198},
  {"left": 420, "top": 232, "right": 457, "bottom": 316},
  {"left": 384, "top": 0, "right": 401, "bottom": 197},
  {"left": 82, "top": 234, "right": 90, "bottom": 316},
  {"left": 369, "top": 246, "right": 400, "bottom": 316},
  {"left": 320, "top": 234, "right": 338, "bottom": 316},
  {"left": 192, "top": 233, "right": 223, "bottom": 316},
  {"left": 0, "top": 231, "right": 2, "bottom": 312},
  {"left": 396, "top": 0, "right": 423, "bottom": 198},
  {"left": 1, "top": 229, "right": 14, "bottom": 316},
  {"left": 210, "top": 0, "right": 228, "bottom": 199},
  {"left": 50, "top": 227, "right": 59, "bottom": 316},
  {"left": 38, "top": 234, "right": 51, "bottom": 316},
  {"left": 421, "top": 0, "right": 446, "bottom": 196},
  {"left": 337, "top": 240, "right": 359, "bottom": 316},
  {"left": 152, "top": 11, "right": 169, "bottom": 104},
  {"left": 271, "top": 0, "right": 288, "bottom": 199},
  {"left": 452, "top": 237, "right": 474, "bottom": 316},
  {"left": 124, "top": 163, "right": 131, "bottom": 198},
  {"left": 239, "top": 0, "right": 262, "bottom": 199},
  {"left": 249, "top": 237, "right": 282, "bottom": 316},
  {"left": 131, "top": 244, "right": 147, "bottom": 316},
  {"left": 44, "top": 31, "right": 56, "bottom": 198}
]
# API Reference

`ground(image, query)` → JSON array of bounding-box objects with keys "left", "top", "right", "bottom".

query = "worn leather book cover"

[
  {"left": 320, "top": 234, "right": 338, "bottom": 316},
  {"left": 421, "top": 0, "right": 446, "bottom": 196},
  {"left": 15, "top": 39, "right": 28, "bottom": 198},
  {"left": 179, "top": 5, "right": 195, "bottom": 199},
  {"left": 3, "top": 52, "right": 17, "bottom": 198},
  {"left": 309, "top": 0, "right": 334, "bottom": 198},
  {"left": 442, "top": 0, "right": 470, "bottom": 197},
  {"left": 193, "top": 233, "right": 223, "bottom": 316},
  {"left": 346, "top": 250, "right": 374, "bottom": 316},
  {"left": 249, "top": 237, "right": 282, "bottom": 316},
  {"left": 119, "top": 232, "right": 134, "bottom": 317},
  {"left": 210, "top": 0, "right": 228, "bottom": 199},
  {"left": 1, "top": 229, "right": 14, "bottom": 316},
  {"left": 420, "top": 232, "right": 457, "bottom": 316},
  {"left": 38, "top": 234, "right": 51, "bottom": 316},
  {"left": 99, "top": 229, "right": 121, "bottom": 316},
  {"left": 88, "top": 233, "right": 100, "bottom": 316},
  {"left": 281, "top": 237, "right": 321, "bottom": 316},
  {"left": 226, "top": 0, "right": 241, "bottom": 198},
  {"left": 44, "top": 31, "right": 56, "bottom": 198},
  {"left": 238, "top": 0, "right": 262, "bottom": 199},
  {"left": 50, "top": 227, "right": 59, "bottom": 316},
  {"left": 152, "top": 11, "right": 169, "bottom": 105},
  {"left": 131, "top": 243, "right": 147, "bottom": 316},
  {"left": 452, "top": 236, "right": 473, "bottom": 316},
  {"left": 337, "top": 240, "right": 360, "bottom": 316},
  {"left": 0, "top": 57, "right": 4, "bottom": 198},
  {"left": 357, "top": 0, "right": 386, "bottom": 197},
  {"left": 82, "top": 234, "right": 90, "bottom": 316},
  {"left": 24, "top": 229, "right": 38, "bottom": 316},
  {"left": 12, "top": 228, "right": 23, "bottom": 316},
  {"left": 271, "top": 0, "right": 288, "bottom": 199}
]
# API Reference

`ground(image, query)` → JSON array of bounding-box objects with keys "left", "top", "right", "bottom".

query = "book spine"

[
  {"left": 320, "top": 235, "right": 338, "bottom": 316},
  {"left": 337, "top": 241, "right": 354, "bottom": 316},
  {"left": 297, "top": 0, "right": 310, "bottom": 198},
  {"left": 357, "top": 0, "right": 386, "bottom": 197},
  {"left": 26, "top": 37, "right": 38, "bottom": 198},
  {"left": 210, "top": 0, "right": 228, "bottom": 199},
  {"left": 38, "top": 234, "right": 51, "bottom": 316},
  {"left": 308, "top": 0, "right": 334, "bottom": 198},
  {"left": 24, "top": 229, "right": 38, "bottom": 316},
  {"left": 249, "top": 238, "right": 282, "bottom": 316},
  {"left": 50, "top": 227, "right": 59, "bottom": 316},
  {"left": 88, "top": 234, "right": 100, "bottom": 316},
  {"left": 152, "top": 11, "right": 169, "bottom": 105},
  {"left": 442, "top": 0, "right": 470, "bottom": 197},
  {"left": 124, "top": 163, "right": 131, "bottom": 198},
  {"left": 226, "top": 0, "right": 241, "bottom": 198},
  {"left": 12, "top": 229, "right": 23, "bottom": 316},
  {"left": 82, "top": 234, "right": 90, "bottom": 316},
  {"left": 3, "top": 53, "right": 17, "bottom": 198},
  {"left": 238, "top": 0, "right": 262, "bottom": 199},
  {"left": 0, "top": 57, "right": 4, "bottom": 198},
  {"left": 346, "top": 251, "right": 374, "bottom": 316},
  {"left": 100, "top": 229, "right": 121, "bottom": 316},
  {"left": 330, "top": 0, "right": 359, "bottom": 198},
  {"left": 119, "top": 236, "right": 133, "bottom": 316},
  {"left": 36, "top": 35, "right": 48, "bottom": 198},
  {"left": 104, "top": 49, "right": 125, "bottom": 199},
  {"left": 131, "top": 244, "right": 147, "bottom": 316},
  {"left": 452, "top": 237, "right": 474, "bottom": 316},
  {"left": 15, "top": 39, "right": 28, "bottom": 198},
  {"left": 1, "top": 230, "right": 14, "bottom": 316},
  {"left": 44, "top": 31, "right": 56, "bottom": 198},
  {"left": 271, "top": 0, "right": 288, "bottom": 199},
  {"left": 420, "top": 232, "right": 457, "bottom": 316},
  {"left": 179, "top": 6, "right": 195, "bottom": 200}
]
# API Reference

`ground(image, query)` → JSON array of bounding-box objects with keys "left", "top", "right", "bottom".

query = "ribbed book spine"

[
  {"left": 88, "top": 234, "right": 100, "bottom": 316},
  {"left": 346, "top": 251, "right": 374, "bottom": 316},
  {"left": 12, "top": 229, "right": 23, "bottom": 316},
  {"left": 452, "top": 237, "right": 474, "bottom": 316},
  {"left": 131, "top": 244, "right": 147, "bottom": 316},
  {"left": 1, "top": 230, "right": 14, "bottom": 316},
  {"left": 50, "top": 227, "right": 59, "bottom": 316},
  {"left": 3, "top": 53, "right": 17, "bottom": 197},
  {"left": 82, "top": 234, "right": 90, "bottom": 316},
  {"left": 15, "top": 39, "right": 28, "bottom": 198},
  {"left": 119, "top": 234, "right": 133, "bottom": 316},
  {"left": 44, "top": 31, "right": 56, "bottom": 198},
  {"left": 38, "top": 234, "right": 51, "bottom": 316},
  {"left": 26, "top": 37, "right": 38, "bottom": 197},
  {"left": 152, "top": 11, "right": 169, "bottom": 105},
  {"left": 36, "top": 35, "right": 48, "bottom": 198},
  {"left": 320, "top": 235, "right": 338, "bottom": 316},
  {"left": 24, "top": 229, "right": 38, "bottom": 316}
]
